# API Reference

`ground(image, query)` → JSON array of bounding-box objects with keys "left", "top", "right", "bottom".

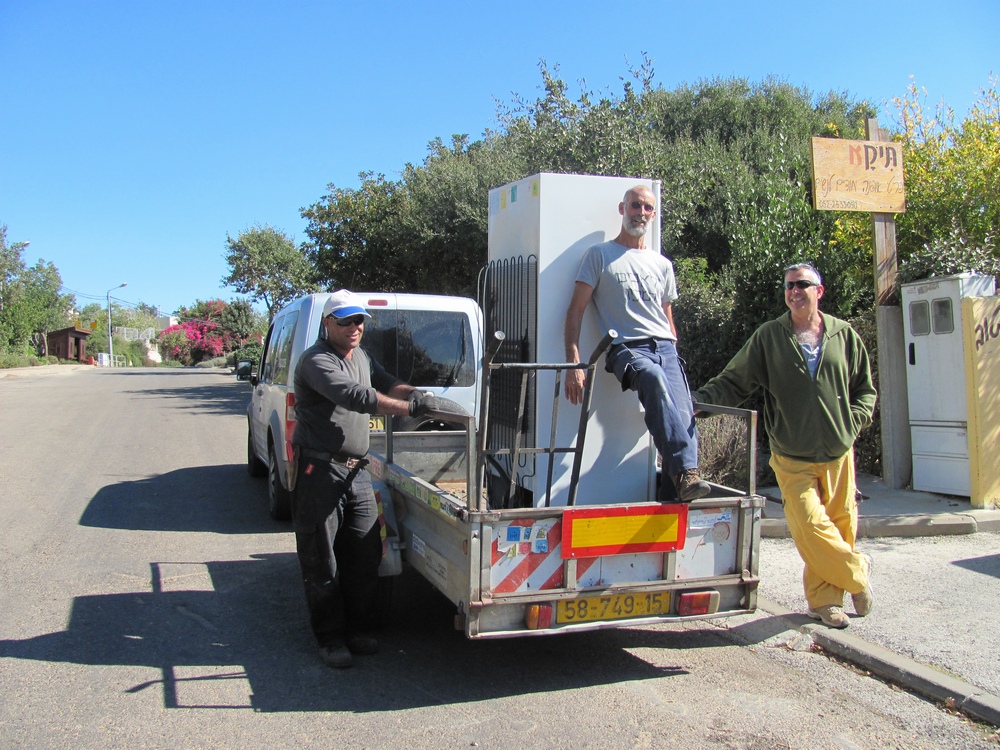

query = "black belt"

[
  {"left": 617, "top": 338, "right": 674, "bottom": 351},
  {"left": 299, "top": 448, "right": 365, "bottom": 469}
]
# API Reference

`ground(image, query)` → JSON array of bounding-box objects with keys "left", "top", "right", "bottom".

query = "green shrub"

[{"left": 848, "top": 307, "right": 881, "bottom": 476}]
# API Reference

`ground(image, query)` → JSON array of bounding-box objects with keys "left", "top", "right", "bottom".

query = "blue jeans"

[{"left": 606, "top": 339, "right": 699, "bottom": 498}]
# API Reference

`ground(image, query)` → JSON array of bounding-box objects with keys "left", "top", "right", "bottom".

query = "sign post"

[{"left": 810, "top": 121, "right": 911, "bottom": 489}]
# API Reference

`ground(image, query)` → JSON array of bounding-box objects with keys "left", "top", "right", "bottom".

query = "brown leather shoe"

[{"left": 674, "top": 469, "right": 711, "bottom": 502}]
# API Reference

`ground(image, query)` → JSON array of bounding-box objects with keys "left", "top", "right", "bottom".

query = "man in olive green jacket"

[{"left": 693, "top": 263, "right": 877, "bottom": 628}]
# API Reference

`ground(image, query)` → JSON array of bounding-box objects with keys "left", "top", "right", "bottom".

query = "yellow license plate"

[
  {"left": 369, "top": 416, "right": 385, "bottom": 433},
  {"left": 556, "top": 591, "right": 670, "bottom": 624}
]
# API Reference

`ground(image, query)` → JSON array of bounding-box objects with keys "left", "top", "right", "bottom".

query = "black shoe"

[
  {"left": 319, "top": 643, "right": 353, "bottom": 669},
  {"left": 346, "top": 633, "right": 379, "bottom": 655}
]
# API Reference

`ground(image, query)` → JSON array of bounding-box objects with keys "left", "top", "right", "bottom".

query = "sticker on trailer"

[
  {"left": 687, "top": 509, "right": 732, "bottom": 529},
  {"left": 411, "top": 533, "right": 448, "bottom": 589},
  {"left": 561, "top": 504, "right": 688, "bottom": 559},
  {"left": 490, "top": 519, "right": 582, "bottom": 593},
  {"left": 497, "top": 521, "right": 553, "bottom": 554}
]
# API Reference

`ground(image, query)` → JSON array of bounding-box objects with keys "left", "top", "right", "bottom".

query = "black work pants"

[{"left": 292, "top": 457, "right": 381, "bottom": 648}]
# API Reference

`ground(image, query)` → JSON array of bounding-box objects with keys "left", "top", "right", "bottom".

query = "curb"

[
  {"left": 758, "top": 597, "right": 1000, "bottom": 728},
  {"left": 762, "top": 514, "right": 998, "bottom": 539}
]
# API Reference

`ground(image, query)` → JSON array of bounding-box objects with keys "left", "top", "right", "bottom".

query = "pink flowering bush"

[{"left": 159, "top": 318, "right": 233, "bottom": 365}]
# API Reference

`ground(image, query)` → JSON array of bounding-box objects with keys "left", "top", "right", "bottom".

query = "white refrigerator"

[{"left": 485, "top": 173, "right": 662, "bottom": 507}]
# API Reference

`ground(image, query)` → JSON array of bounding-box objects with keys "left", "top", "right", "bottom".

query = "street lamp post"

[{"left": 107, "top": 283, "right": 127, "bottom": 367}]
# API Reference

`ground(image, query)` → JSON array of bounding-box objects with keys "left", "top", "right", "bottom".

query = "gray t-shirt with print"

[{"left": 575, "top": 240, "right": 677, "bottom": 343}]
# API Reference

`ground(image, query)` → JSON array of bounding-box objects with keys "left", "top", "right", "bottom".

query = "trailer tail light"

[
  {"left": 285, "top": 392, "right": 297, "bottom": 463},
  {"left": 525, "top": 604, "right": 553, "bottom": 630},
  {"left": 677, "top": 590, "right": 720, "bottom": 617}
]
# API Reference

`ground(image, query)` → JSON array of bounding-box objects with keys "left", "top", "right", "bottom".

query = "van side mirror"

[{"left": 235, "top": 359, "right": 255, "bottom": 382}]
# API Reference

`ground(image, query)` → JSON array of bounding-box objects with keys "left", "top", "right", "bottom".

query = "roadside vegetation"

[{"left": 4, "top": 61, "right": 997, "bottom": 478}]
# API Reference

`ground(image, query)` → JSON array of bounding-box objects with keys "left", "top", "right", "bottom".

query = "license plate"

[
  {"left": 369, "top": 416, "right": 385, "bottom": 433},
  {"left": 556, "top": 591, "right": 670, "bottom": 624}
]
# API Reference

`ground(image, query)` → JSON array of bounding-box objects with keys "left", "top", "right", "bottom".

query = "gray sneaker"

[
  {"left": 674, "top": 469, "right": 711, "bottom": 502},
  {"left": 807, "top": 604, "right": 849, "bottom": 629},
  {"left": 852, "top": 552, "right": 874, "bottom": 617}
]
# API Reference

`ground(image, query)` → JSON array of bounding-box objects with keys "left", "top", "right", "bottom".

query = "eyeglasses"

[
  {"left": 629, "top": 200, "right": 655, "bottom": 213},
  {"left": 783, "top": 279, "right": 819, "bottom": 290},
  {"left": 334, "top": 314, "right": 366, "bottom": 327}
]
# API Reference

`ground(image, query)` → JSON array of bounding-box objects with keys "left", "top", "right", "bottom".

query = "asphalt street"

[{"left": 3, "top": 364, "right": 999, "bottom": 743}]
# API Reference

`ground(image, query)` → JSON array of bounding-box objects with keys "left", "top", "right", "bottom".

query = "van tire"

[
  {"left": 395, "top": 396, "right": 471, "bottom": 432},
  {"left": 248, "top": 430, "right": 267, "bottom": 478},
  {"left": 268, "top": 442, "right": 292, "bottom": 521}
]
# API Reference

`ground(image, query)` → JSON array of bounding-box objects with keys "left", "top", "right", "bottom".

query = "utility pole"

[
  {"left": 107, "top": 283, "right": 127, "bottom": 367},
  {"left": 867, "top": 117, "right": 911, "bottom": 490}
]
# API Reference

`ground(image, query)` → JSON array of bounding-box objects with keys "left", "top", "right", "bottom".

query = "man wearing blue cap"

[{"left": 292, "top": 289, "right": 442, "bottom": 668}]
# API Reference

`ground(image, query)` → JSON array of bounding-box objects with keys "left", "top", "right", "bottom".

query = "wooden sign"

[{"left": 810, "top": 137, "right": 906, "bottom": 213}]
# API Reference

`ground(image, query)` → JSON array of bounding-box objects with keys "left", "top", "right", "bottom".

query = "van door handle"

[{"left": 908, "top": 343, "right": 915, "bottom": 365}]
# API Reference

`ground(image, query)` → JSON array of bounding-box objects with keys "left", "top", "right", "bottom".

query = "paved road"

[{"left": 0, "top": 366, "right": 996, "bottom": 749}]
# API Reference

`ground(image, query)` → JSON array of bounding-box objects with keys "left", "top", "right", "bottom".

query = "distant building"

[
  {"left": 46, "top": 327, "right": 92, "bottom": 363},
  {"left": 155, "top": 315, "right": 179, "bottom": 331}
]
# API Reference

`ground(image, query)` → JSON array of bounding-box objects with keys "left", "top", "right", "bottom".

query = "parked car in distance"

[{"left": 238, "top": 292, "right": 484, "bottom": 520}]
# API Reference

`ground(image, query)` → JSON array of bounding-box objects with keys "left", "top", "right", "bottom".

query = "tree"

[
  {"left": 892, "top": 75, "right": 1000, "bottom": 281},
  {"left": 302, "top": 174, "right": 411, "bottom": 293},
  {"left": 222, "top": 224, "right": 318, "bottom": 319},
  {"left": 219, "top": 298, "right": 266, "bottom": 342},
  {"left": 0, "top": 225, "right": 75, "bottom": 356}
]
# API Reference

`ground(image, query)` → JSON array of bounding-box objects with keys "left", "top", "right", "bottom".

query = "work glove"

[{"left": 408, "top": 391, "right": 447, "bottom": 417}]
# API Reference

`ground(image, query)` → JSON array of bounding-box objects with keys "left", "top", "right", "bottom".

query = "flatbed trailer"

[{"left": 370, "top": 332, "right": 763, "bottom": 639}]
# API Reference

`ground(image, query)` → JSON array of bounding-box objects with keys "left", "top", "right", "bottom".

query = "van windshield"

[{"left": 363, "top": 309, "right": 475, "bottom": 387}]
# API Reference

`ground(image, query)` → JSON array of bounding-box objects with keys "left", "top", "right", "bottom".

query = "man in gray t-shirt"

[{"left": 564, "top": 185, "right": 710, "bottom": 503}]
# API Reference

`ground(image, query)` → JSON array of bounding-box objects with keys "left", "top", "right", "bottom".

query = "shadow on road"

[
  {"left": 79, "top": 464, "right": 280, "bottom": 535},
  {"left": 0, "top": 560, "right": 737, "bottom": 713},
  {"left": 952, "top": 553, "right": 1000, "bottom": 579},
  {"left": 125, "top": 378, "right": 251, "bottom": 418}
]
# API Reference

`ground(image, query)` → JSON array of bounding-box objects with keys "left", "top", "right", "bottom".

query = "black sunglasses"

[
  {"left": 334, "top": 314, "right": 366, "bottom": 327},
  {"left": 783, "top": 279, "right": 819, "bottom": 290},
  {"left": 629, "top": 200, "right": 655, "bottom": 212}
]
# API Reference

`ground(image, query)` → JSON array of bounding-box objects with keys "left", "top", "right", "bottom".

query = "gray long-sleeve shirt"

[{"left": 292, "top": 338, "right": 399, "bottom": 458}]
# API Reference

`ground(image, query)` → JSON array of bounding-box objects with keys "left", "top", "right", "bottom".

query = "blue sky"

[{"left": 1, "top": 0, "right": 996, "bottom": 316}]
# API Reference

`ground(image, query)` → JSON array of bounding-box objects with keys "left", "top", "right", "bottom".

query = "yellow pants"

[{"left": 770, "top": 449, "right": 869, "bottom": 610}]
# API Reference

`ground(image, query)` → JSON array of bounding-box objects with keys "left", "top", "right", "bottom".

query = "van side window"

[
  {"left": 271, "top": 311, "right": 300, "bottom": 386},
  {"left": 260, "top": 324, "right": 277, "bottom": 383},
  {"left": 364, "top": 309, "right": 474, "bottom": 387}
]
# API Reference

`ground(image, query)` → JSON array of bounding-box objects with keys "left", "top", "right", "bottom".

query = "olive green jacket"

[{"left": 693, "top": 312, "right": 877, "bottom": 464}]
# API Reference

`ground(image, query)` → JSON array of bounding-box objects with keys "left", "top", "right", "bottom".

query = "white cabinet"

[{"left": 901, "top": 273, "right": 996, "bottom": 495}]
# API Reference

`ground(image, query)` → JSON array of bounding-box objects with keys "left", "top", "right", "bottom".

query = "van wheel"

[
  {"left": 268, "top": 442, "right": 292, "bottom": 521},
  {"left": 395, "top": 396, "right": 470, "bottom": 432},
  {"left": 247, "top": 430, "right": 266, "bottom": 478}
]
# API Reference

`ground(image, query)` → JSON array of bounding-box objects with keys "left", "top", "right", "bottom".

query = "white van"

[{"left": 238, "top": 292, "right": 484, "bottom": 520}]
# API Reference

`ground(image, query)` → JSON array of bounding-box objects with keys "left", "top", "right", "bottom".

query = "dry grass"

[{"left": 697, "top": 413, "right": 754, "bottom": 491}]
